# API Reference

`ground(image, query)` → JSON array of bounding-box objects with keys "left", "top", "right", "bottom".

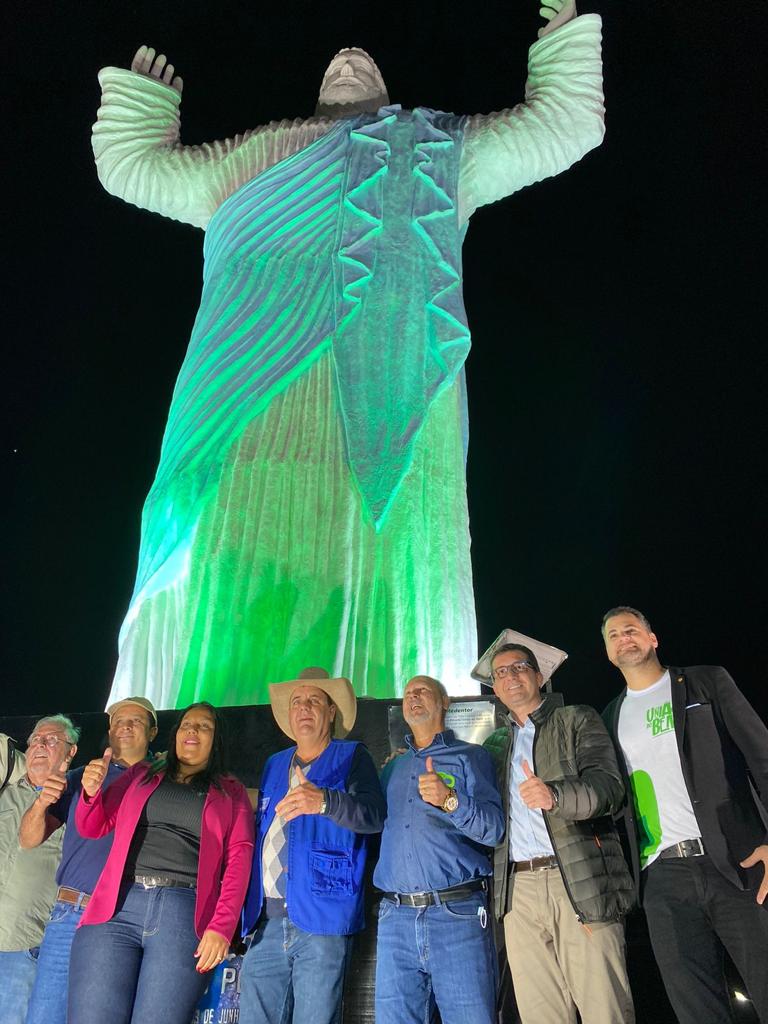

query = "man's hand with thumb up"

[
  {"left": 274, "top": 764, "right": 326, "bottom": 822},
  {"left": 518, "top": 759, "right": 555, "bottom": 811},
  {"left": 82, "top": 747, "right": 113, "bottom": 798},
  {"left": 417, "top": 755, "right": 451, "bottom": 807}
]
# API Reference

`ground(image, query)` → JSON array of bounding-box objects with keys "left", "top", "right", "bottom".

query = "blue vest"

[{"left": 243, "top": 740, "right": 369, "bottom": 936}]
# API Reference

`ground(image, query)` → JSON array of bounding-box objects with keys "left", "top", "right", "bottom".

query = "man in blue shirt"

[
  {"left": 374, "top": 675, "right": 504, "bottom": 1024},
  {"left": 19, "top": 696, "right": 157, "bottom": 1024}
]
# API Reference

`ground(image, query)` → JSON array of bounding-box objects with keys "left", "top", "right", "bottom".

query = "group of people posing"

[{"left": 0, "top": 605, "right": 766, "bottom": 1024}]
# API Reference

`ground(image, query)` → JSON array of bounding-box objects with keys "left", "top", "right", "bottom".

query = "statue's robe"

[{"left": 93, "top": 16, "right": 604, "bottom": 708}]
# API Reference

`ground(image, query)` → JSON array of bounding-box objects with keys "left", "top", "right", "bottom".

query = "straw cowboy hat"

[{"left": 268, "top": 667, "right": 357, "bottom": 740}]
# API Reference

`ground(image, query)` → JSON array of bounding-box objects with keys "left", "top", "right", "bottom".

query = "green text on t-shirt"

[{"left": 645, "top": 701, "right": 674, "bottom": 737}]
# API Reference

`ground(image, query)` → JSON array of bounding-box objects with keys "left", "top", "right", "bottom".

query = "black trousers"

[{"left": 643, "top": 854, "right": 768, "bottom": 1024}]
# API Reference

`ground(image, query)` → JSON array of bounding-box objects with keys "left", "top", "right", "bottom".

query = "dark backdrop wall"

[{"left": 4, "top": 0, "right": 766, "bottom": 718}]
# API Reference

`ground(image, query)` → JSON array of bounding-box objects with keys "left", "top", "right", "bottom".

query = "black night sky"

[{"left": 4, "top": 0, "right": 766, "bottom": 720}]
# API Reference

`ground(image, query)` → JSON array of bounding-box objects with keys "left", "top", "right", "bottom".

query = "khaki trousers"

[{"left": 504, "top": 868, "right": 634, "bottom": 1024}]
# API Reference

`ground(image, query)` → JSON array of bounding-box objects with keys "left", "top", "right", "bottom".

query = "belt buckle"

[{"left": 61, "top": 887, "right": 88, "bottom": 907}]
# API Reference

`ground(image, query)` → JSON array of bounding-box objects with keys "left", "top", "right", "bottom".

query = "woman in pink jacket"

[{"left": 66, "top": 702, "right": 254, "bottom": 1024}]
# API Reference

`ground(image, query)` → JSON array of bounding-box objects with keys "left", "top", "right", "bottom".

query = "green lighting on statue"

[{"left": 93, "top": 13, "right": 605, "bottom": 709}]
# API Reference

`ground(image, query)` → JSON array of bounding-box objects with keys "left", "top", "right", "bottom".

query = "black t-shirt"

[{"left": 124, "top": 777, "right": 208, "bottom": 885}]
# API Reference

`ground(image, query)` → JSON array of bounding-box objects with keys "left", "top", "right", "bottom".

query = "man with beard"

[
  {"left": 374, "top": 675, "right": 504, "bottom": 1024},
  {"left": 0, "top": 715, "right": 79, "bottom": 1024},
  {"left": 602, "top": 606, "right": 768, "bottom": 1023}
]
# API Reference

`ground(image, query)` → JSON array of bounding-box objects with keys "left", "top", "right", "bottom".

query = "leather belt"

[
  {"left": 381, "top": 877, "right": 487, "bottom": 908},
  {"left": 133, "top": 874, "right": 197, "bottom": 889},
  {"left": 513, "top": 855, "right": 559, "bottom": 873},
  {"left": 56, "top": 886, "right": 91, "bottom": 908},
  {"left": 658, "top": 838, "right": 705, "bottom": 860}
]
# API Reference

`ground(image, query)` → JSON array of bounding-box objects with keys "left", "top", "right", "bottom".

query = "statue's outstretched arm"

[
  {"left": 131, "top": 45, "right": 184, "bottom": 93},
  {"left": 458, "top": 4, "right": 604, "bottom": 221},
  {"left": 92, "top": 46, "right": 325, "bottom": 229},
  {"left": 538, "top": 0, "right": 578, "bottom": 39}
]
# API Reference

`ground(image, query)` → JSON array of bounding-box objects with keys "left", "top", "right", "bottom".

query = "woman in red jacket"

[{"left": 66, "top": 702, "right": 254, "bottom": 1024}]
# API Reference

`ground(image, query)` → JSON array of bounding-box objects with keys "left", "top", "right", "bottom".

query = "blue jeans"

[
  {"left": 26, "top": 898, "right": 85, "bottom": 1024},
  {"left": 375, "top": 893, "right": 497, "bottom": 1024},
  {"left": 0, "top": 947, "right": 39, "bottom": 1024},
  {"left": 66, "top": 883, "right": 208, "bottom": 1024},
  {"left": 239, "top": 916, "right": 352, "bottom": 1024}
]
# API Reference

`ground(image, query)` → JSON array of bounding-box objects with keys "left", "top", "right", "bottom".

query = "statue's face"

[{"left": 316, "top": 47, "right": 389, "bottom": 116}]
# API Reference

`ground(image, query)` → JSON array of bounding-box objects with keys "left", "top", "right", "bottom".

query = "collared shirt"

[
  {"left": 56, "top": 761, "right": 127, "bottom": 893},
  {"left": 374, "top": 729, "right": 504, "bottom": 894},
  {"left": 508, "top": 714, "right": 555, "bottom": 862},
  {"left": 0, "top": 777, "right": 65, "bottom": 950}
]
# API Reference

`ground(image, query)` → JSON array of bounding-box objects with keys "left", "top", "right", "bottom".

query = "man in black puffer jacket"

[{"left": 484, "top": 642, "right": 635, "bottom": 1024}]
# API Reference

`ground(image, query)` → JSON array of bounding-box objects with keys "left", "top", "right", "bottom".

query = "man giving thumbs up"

[
  {"left": 19, "top": 697, "right": 156, "bottom": 1024},
  {"left": 374, "top": 675, "right": 504, "bottom": 1024},
  {"left": 483, "top": 643, "right": 634, "bottom": 1024}
]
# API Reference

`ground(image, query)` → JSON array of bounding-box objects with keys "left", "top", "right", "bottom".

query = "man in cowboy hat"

[{"left": 240, "top": 668, "right": 386, "bottom": 1024}]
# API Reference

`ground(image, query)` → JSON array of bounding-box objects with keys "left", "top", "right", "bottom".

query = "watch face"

[{"left": 444, "top": 793, "right": 459, "bottom": 813}]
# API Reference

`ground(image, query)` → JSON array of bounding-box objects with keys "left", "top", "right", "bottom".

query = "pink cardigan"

[{"left": 75, "top": 762, "right": 254, "bottom": 941}]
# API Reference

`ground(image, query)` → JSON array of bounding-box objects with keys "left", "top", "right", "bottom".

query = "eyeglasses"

[
  {"left": 492, "top": 661, "right": 535, "bottom": 679},
  {"left": 27, "top": 734, "right": 68, "bottom": 750}
]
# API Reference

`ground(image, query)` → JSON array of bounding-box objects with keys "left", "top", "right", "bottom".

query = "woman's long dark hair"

[{"left": 143, "top": 702, "right": 228, "bottom": 792}]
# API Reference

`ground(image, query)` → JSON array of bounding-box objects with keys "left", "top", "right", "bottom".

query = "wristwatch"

[
  {"left": 548, "top": 785, "right": 559, "bottom": 810},
  {"left": 442, "top": 788, "right": 459, "bottom": 813},
  {"left": 319, "top": 788, "right": 328, "bottom": 815}
]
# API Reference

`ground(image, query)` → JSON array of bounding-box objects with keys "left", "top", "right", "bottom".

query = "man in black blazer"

[{"left": 601, "top": 606, "right": 768, "bottom": 1024}]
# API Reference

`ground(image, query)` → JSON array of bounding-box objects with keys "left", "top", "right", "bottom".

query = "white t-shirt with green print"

[{"left": 617, "top": 671, "right": 701, "bottom": 868}]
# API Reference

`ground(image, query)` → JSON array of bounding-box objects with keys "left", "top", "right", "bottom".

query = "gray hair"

[
  {"left": 601, "top": 606, "right": 653, "bottom": 637},
  {"left": 405, "top": 676, "right": 450, "bottom": 725},
  {"left": 408, "top": 675, "right": 448, "bottom": 701},
  {"left": 28, "top": 714, "right": 81, "bottom": 746},
  {"left": 430, "top": 677, "right": 449, "bottom": 702}
]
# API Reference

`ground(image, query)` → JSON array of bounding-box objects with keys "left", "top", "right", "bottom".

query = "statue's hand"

[
  {"left": 538, "top": 0, "right": 577, "bottom": 38},
  {"left": 130, "top": 45, "right": 183, "bottom": 96}
]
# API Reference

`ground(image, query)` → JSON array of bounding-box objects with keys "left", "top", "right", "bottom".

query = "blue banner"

[{"left": 191, "top": 954, "right": 241, "bottom": 1023}]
